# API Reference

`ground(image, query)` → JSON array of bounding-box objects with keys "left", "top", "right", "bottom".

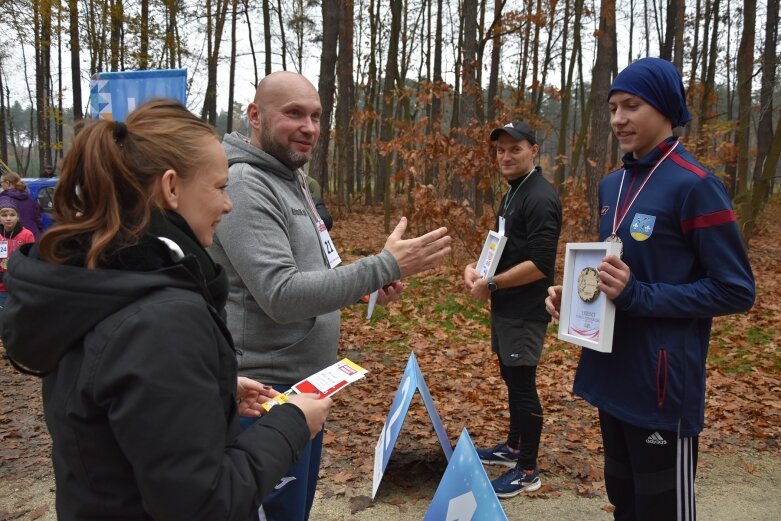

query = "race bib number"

[{"left": 318, "top": 220, "right": 341, "bottom": 268}]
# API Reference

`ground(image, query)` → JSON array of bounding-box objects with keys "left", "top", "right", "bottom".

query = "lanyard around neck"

[
  {"left": 612, "top": 142, "right": 678, "bottom": 235},
  {"left": 503, "top": 169, "right": 535, "bottom": 212}
]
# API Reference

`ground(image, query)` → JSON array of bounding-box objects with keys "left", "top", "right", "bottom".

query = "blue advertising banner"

[
  {"left": 372, "top": 352, "right": 453, "bottom": 499},
  {"left": 90, "top": 69, "right": 187, "bottom": 121},
  {"left": 424, "top": 429, "right": 509, "bottom": 521}
]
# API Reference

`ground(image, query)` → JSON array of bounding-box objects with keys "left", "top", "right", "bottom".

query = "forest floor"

[{"left": 1, "top": 199, "right": 780, "bottom": 520}]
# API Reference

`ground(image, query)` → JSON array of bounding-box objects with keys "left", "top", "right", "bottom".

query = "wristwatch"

[{"left": 487, "top": 276, "right": 498, "bottom": 292}]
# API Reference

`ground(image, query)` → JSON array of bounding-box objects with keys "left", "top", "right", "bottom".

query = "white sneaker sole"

[
  {"left": 479, "top": 458, "right": 518, "bottom": 468},
  {"left": 495, "top": 479, "right": 542, "bottom": 498}
]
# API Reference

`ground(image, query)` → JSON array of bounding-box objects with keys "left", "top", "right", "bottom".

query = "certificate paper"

[{"left": 262, "top": 358, "right": 368, "bottom": 411}]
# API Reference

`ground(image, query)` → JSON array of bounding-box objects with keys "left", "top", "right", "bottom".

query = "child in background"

[
  {"left": 0, "top": 172, "right": 43, "bottom": 238},
  {"left": 0, "top": 196, "right": 35, "bottom": 309}
]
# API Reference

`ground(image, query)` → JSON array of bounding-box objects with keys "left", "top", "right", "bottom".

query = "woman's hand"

[
  {"left": 288, "top": 394, "right": 333, "bottom": 439},
  {"left": 236, "top": 377, "right": 279, "bottom": 417}
]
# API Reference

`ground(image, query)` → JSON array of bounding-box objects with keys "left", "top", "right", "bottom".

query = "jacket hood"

[
  {"left": 4, "top": 188, "right": 30, "bottom": 201},
  {"left": 0, "top": 244, "right": 204, "bottom": 375},
  {"left": 222, "top": 132, "right": 296, "bottom": 181}
]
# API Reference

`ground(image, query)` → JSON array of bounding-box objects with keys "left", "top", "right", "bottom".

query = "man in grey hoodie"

[{"left": 209, "top": 71, "right": 452, "bottom": 521}]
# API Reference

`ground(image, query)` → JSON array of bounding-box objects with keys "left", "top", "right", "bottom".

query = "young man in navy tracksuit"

[{"left": 546, "top": 58, "right": 755, "bottom": 520}]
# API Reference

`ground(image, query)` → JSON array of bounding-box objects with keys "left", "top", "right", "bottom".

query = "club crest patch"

[{"left": 630, "top": 213, "right": 656, "bottom": 241}]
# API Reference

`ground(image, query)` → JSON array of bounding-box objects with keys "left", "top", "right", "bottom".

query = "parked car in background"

[{"left": 23, "top": 177, "right": 58, "bottom": 231}]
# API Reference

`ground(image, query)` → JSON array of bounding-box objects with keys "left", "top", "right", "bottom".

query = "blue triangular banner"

[
  {"left": 424, "top": 428, "right": 509, "bottom": 521},
  {"left": 372, "top": 352, "right": 453, "bottom": 499}
]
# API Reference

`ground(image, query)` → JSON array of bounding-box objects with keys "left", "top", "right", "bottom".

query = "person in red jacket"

[{"left": 0, "top": 195, "right": 35, "bottom": 309}]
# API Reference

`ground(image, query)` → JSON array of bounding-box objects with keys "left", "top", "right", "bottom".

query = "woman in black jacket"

[{"left": 0, "top": 99, "right": 331, "bottom": 521}]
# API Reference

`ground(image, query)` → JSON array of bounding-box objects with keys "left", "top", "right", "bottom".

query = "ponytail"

[{"left": 38, "top": 100, "right": 218, "bottom": 268}]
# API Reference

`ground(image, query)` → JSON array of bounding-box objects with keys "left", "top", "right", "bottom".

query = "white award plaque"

[
  {"left": 557, "top": 241, "right": 621, "bottom": 353},
  {"left": 475, "top": 231, "right": 507, "bottom": 278}
]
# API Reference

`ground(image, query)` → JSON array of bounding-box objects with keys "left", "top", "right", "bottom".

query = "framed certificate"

[
  {"left": 475, "top": 231, "right": 507, "bottom": 278},
  {"left": 557, "top": 241, "right": 621, "bottom": 353}
]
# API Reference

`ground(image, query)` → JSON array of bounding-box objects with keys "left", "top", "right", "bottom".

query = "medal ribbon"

[{"left": 611, "top": 142, "right": 678, "bottom": 236}]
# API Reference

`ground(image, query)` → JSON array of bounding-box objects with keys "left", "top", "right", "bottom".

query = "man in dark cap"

[
  {"left": 41, "top": 164, "right": 55, "bottom": 178},
  {"left": 546, "top": 58, "right": 755, "bottom": 520},
  {"left": 464, "top": 120, "right": 561, "bottom": 498}
]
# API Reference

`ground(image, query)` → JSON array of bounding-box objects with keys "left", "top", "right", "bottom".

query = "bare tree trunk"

[
  {"left": 362, "top": 0, "right": 380, "bottom": 205},
  {"left": 242, "top": 0, "right": 259, "bottom": 85},
  {"left": 530, "top": 0, "right": 542, "bottom": 110},
  {"left": 584, "top": 0, "right": 615, "bottom": 233},
  {"left": 750, "top": 0, "right": 778, "bottom": 189},
  {"left": 570, "top": 4, "right": 591, "bottom": 180},
  {"left": 68, "top": 0, "right": 83, "bottom": 120},
  {"left": 263, "top": 0, "right": 272, "bottom": 74},
  {"left": 643, "top": 0, "right": 650, "bottom": 56},
  {"left": 310, "top": 0, "right": 339, "bottom": 195},
  {"left": 227, "top": 0, "right": 238, "bottom": 133},
  {"left": 109, "top": 0, "right": 124, "bottom": 71},
  {"left": 425, "top": 0, "right": 444, "bottom": 187},
  {"left": 672, "top": 0, "right": 684, "bottom": 70},
  {"left": 699, "top": 0, "right": 712, "bottom": 87},
  {"left": 660, "top": 0, "right": 678, "bottom": 60},
  {"left": 651, "top": 0, "right": 663, "bottom": 53},
  {"left": 56, "top": 4, "right": 63, "bottom": 161},
  {"left": 485, "top": 0, "right": 503, "bottom": 122},
  {"left": 627, "top": 0, "right": 634, "bottom": 64},
  {"left": 733, "top": 0, "right": 755, "bottom": 197},
  {"left": 164, "top": 0, "right": 179, "bottom": 69},
  {"left": 201, "top": 0, "right": 230, "bottom": 125},
  {"left": 449, "top": 9, "right": 464, "bottom": 129},
  {"left": 688, "top": 0, "right": 702, "bottom": 89},
  {"left": 518, "top": 0, "right": 533, "bottom": 99},
  {"left": 694, "top": 0, "right": 720, "bottom": 152},
  {"left": 336, "top": 0, "right": 355, "bottom": 208},
  {"left": 379, "top": 0, "right": 402, "bottom": 232},
  {"left": 140, "top": 0, "right": 149, "bottom": 69},
  {"left": 0, "top": 57, "right": 7, "bottom": 164},
  {"left": 725, "top": 0, "right": 734, "bottom": 121},
  {"left": 276, "top": 0, "right": 288, "bottom": 70},
  {"left": 555, "top": 0, "right": 582, "bottom": 191},
  {"left": 739, "top": 111, "right": 781, "bottom": 244},
  {"left": 35, "top": 0, "right": 53, "bottom": 170},
  {"left": 534, "top": 0, "right": 556, "bottom": 116},
  {"left": 458, "top": 0, "right": 482, "bottom": 213}
]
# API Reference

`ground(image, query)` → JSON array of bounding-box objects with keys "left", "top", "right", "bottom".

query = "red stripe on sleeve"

[
  {"left": 670, "top": 153, "right": 708, "bottom": 178},
  {"left": 681, "top": 209, "right": 736, "bottom": 234}
]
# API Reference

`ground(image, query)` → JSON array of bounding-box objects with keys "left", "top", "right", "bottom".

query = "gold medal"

[
  {"left": 605, "top": 234, "right": 623, "bottom": 258},
  {"left": 577, "top": 267, "right": 601, "bottom": 303}
]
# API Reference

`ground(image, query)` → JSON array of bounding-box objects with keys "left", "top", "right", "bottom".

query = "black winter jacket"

[{"left": 0, "top": 214, "right": 310, "bottom": 521}]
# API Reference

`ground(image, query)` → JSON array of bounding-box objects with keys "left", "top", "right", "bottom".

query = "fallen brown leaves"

[{"left": 1, "top": 199, "right": 780, "bottom": 517}]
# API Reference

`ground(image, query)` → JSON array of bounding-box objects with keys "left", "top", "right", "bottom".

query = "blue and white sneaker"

[
  {"left": 475, "top": 442, "right": 520, "bottom": 468},
  {"left": 491, "top": 467, "right": 541, "bottom": 498}
]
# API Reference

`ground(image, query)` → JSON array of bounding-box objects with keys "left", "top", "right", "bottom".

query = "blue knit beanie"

[{"left": 608, "top": 57, "right": 692, "bottom": 128}]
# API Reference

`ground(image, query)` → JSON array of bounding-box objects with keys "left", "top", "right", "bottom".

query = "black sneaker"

[{"left": 475, "top": 442, "right": 520, "bottom": 468}]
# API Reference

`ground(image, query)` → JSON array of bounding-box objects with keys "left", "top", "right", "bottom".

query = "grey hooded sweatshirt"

[{"left": 209, "top": 132, "right": 401, "bottom": 385}]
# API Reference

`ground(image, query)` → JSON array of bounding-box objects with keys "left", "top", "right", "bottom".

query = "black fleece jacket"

[{"left": 491, "top": 167, "right": 562, "bottom": 321}]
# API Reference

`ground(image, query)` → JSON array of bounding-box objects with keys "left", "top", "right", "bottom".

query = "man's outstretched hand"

[{"left": 384, "top": 217, "right": 452, "bottom": 279}]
